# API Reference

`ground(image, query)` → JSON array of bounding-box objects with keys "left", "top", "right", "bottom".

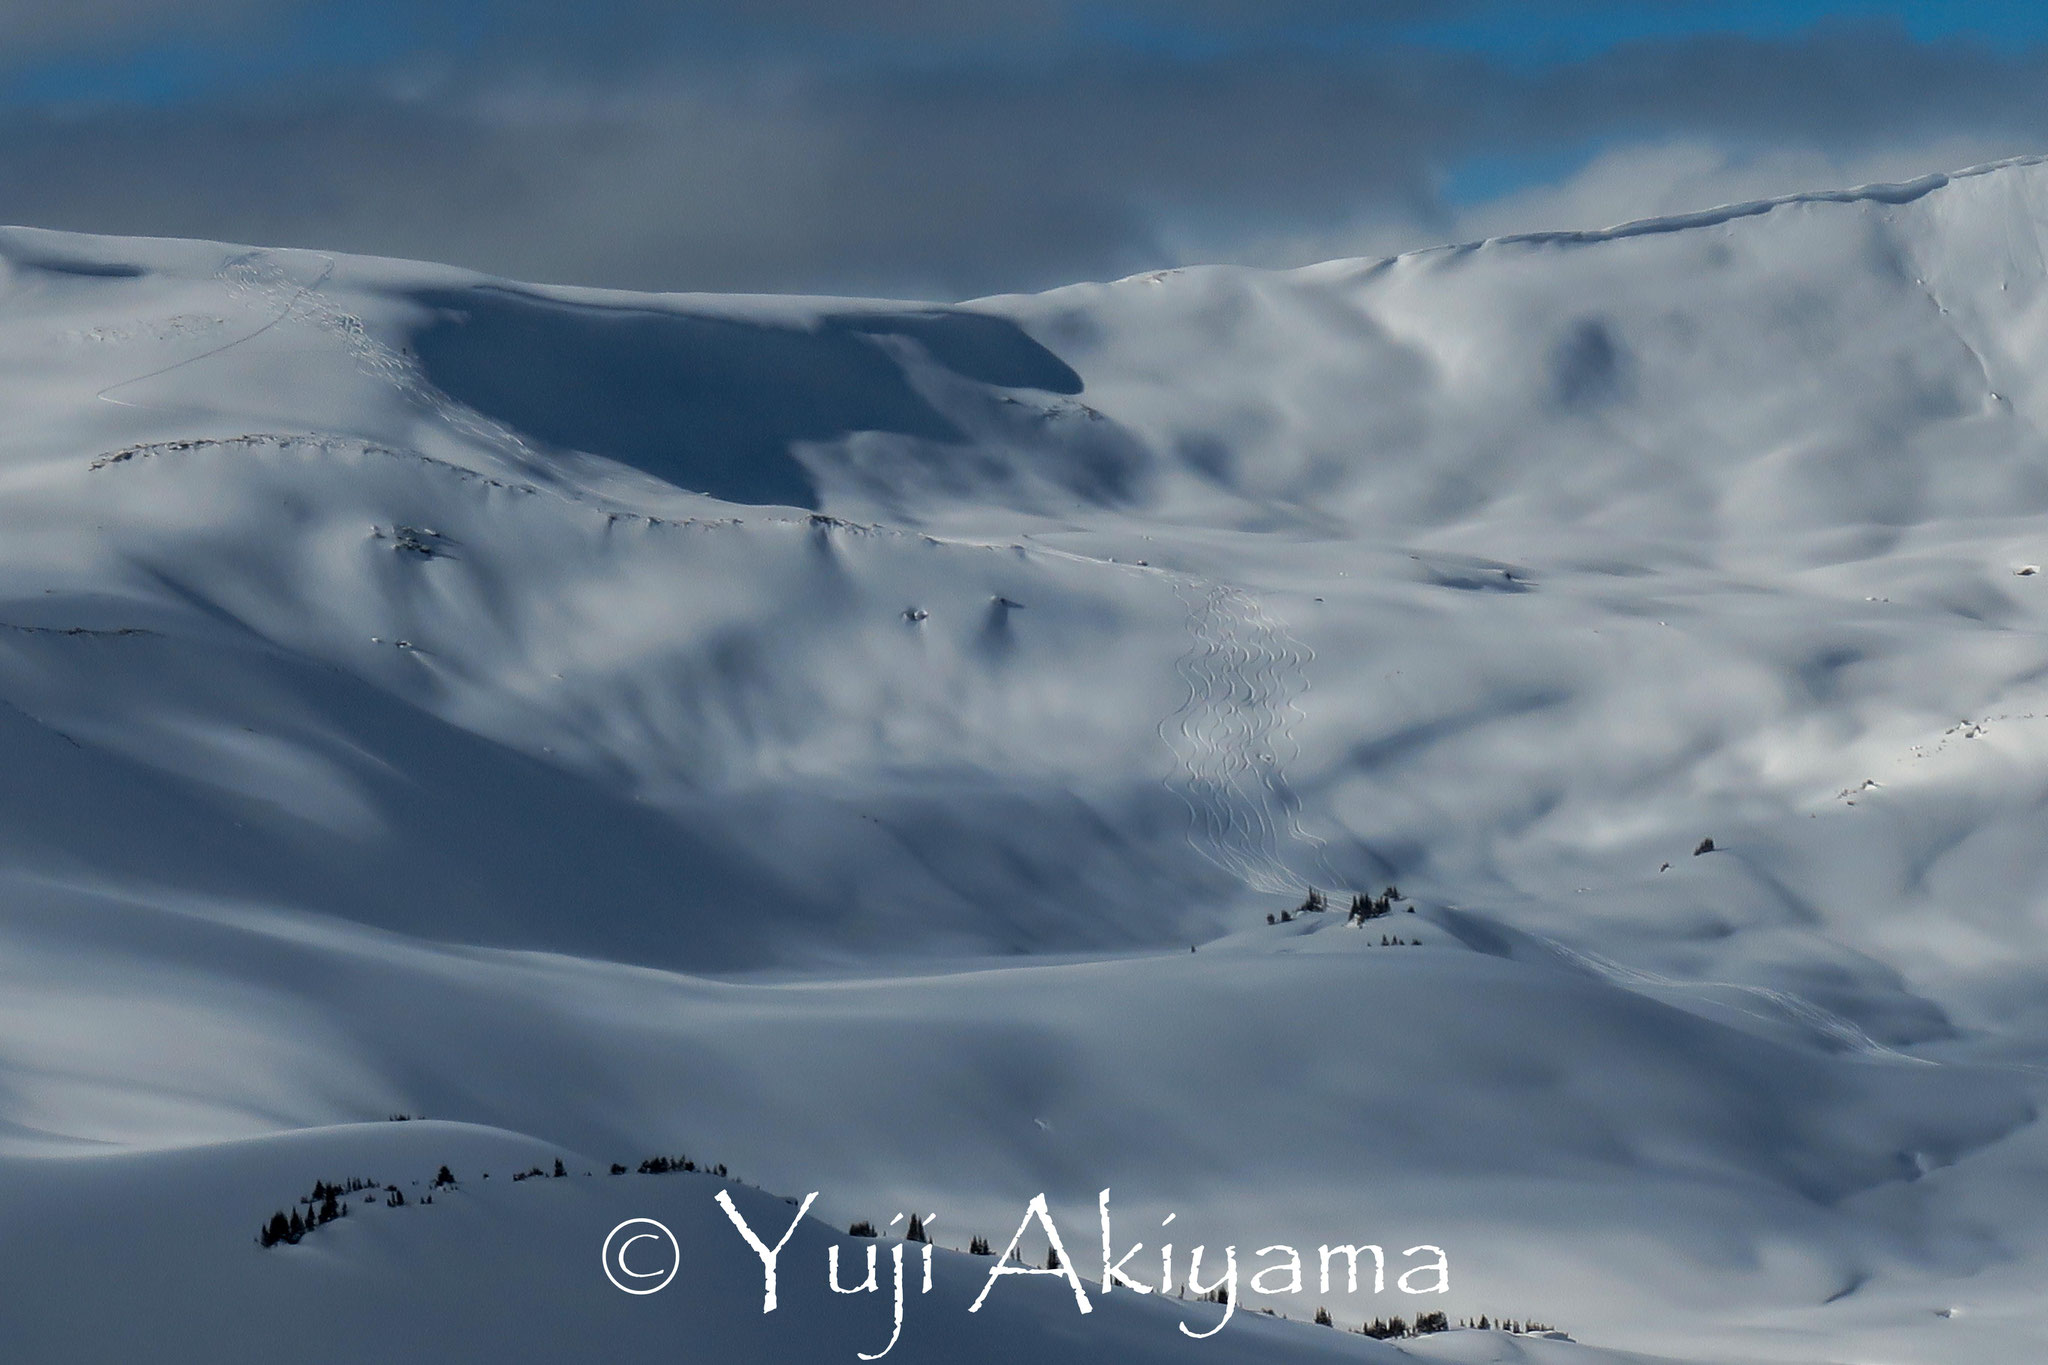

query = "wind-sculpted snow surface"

[{"left": 8, "top": 158, "right": 2048, "bottom": 1362}]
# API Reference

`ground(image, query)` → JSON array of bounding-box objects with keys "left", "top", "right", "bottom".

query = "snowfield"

[{"left": 6, "top": 157, "right": 2048, "bottom": 1362}]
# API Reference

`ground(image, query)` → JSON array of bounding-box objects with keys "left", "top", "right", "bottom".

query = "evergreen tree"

[
  {"left": 1314, "top": 1306, "right": 1332, "bottom": 1326},
  {"left": 553, "top": 1158, "right": 567, "bottom": 1178}
]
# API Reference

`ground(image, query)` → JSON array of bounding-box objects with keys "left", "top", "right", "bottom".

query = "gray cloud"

[
  {"left": 2, "top": 9, "right": 2046, "bottom": 298},
  {"left": 0, "top": 0, "right": 279, "bottom": 55}
]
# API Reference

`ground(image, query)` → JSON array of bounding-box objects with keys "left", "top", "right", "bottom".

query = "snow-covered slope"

[{"left": 8, "top": 158, "right": 2048, "bottom": 1362}]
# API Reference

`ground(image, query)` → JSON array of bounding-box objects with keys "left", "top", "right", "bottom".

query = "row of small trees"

[
  {"left": 1350, "top": 1310, "right": 1551, "bottom": 1339},
  {"left": 625, "top": 1154, "right": 728, "bottom": 1177},
  {"left": 257, "top": 1138, "right": 731, "bottom": 1252},
  {"left": 1359, "top": 1310, "right": 1449, "bottom": 1338},
  {"left": 257, "top": 1176, "right": 386, "bottom": 1246},
  {"left": 1345, "top": 888, "right": 1408, "bottom": 925},
  {"left": 849, "top": 1214, "right": 933, "bottom": 1241},
  {"left": 1267, "top": 886, "right": 1410, "bottom": 927},
  {"left": 259, "top": 1146, "right": 746, "bottom": 1248}
]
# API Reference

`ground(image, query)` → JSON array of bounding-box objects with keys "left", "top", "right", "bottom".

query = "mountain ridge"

[{"left": 5, "top": 156, "right": 2048, "bottom": 1362}]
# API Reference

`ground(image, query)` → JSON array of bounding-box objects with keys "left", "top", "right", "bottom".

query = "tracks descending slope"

[
  {"left": 1161, "top": 577, "right": 1334, "bottom": 895},
  {"left": 1531, "top": 935, "right": 1939, "bottom": 1065}
]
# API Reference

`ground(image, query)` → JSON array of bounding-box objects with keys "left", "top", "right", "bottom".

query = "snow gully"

[{"left": 713, "top": 1188, "right": 1450, "bottom": 1359}]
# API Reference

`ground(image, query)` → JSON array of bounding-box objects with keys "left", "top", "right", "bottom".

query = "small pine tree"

[
  {"left": 1044, "top": 1246, "right": 1060, "bottom": 1270},
  {"left": 906, "top": 1215, "right": 927, "bottom": 1243},
  {"left": 969, "top": 1235, "right": 992, "bottom": 1256},
  {"left": 848, "top": 1221, "right": 877, "bottom": 1238},
  {"left": 288, "top": 1209, "right": 305, "bottom": 1240},
  {"left": 1314, "top": 1306, "right": 1332, "bottom": 1326},
  {"left": 434, "top": 1165, "right": 456, "bottom": 1188},
  {"left": 553, "top": 1158, "right": 566, "bottom": 1178}
]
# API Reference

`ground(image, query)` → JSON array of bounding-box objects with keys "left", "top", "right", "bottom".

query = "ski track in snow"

[
  {"left": 1160, "top": 576, "right": 1334, "bottom": 895},
  {"left": 221, "top": 251, "right": 552, "bottom": 472},
  {"left": 1533, "top": 935, "right": 1937, "bottom": 1065},
  {"left": 93, "top": 254, "right": 336, "bottom": 415},
  {"left": 90, "top": 245, "right": 1340, "bottom": 910},
  {"left": 92, "top": 248, "right": 550, "bottom": 476}
]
